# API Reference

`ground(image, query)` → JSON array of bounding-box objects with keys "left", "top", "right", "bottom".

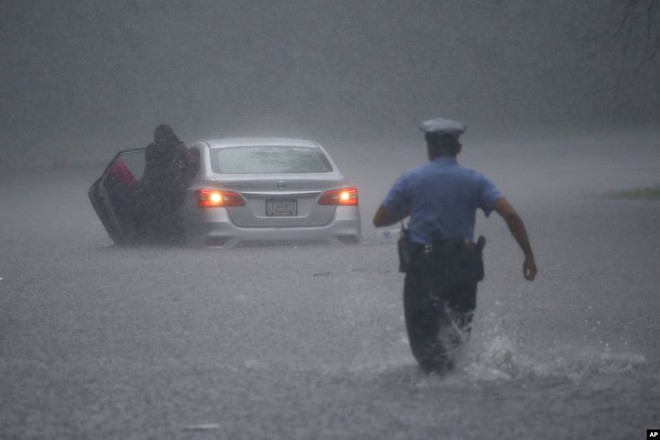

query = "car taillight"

[
  {"left": 318, "top": 187, "right": 359, "bottom": 206},
  {"left": 196, "top": 189, "right": 245, "bottom": 208}
]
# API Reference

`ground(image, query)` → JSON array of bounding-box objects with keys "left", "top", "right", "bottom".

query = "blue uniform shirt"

[{"left": 383, "top": 157, "right": 504, "bottom": 244}]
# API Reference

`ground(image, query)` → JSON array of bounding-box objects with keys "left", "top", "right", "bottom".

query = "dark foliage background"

[{"left": 1, "top": 0, "right": 658, "bottom": 168}]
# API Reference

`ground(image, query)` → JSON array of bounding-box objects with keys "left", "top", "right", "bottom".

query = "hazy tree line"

[
  {"left": 607, "top": 0, "right": 659, "bottom": 61},
  {"left": 0, "top": 0, "right": 658, "bottom": 168}
]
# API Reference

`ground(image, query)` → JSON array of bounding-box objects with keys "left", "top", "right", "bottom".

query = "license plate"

[{"left": 266, "top": 198, "right": 297, "bottom": 216}]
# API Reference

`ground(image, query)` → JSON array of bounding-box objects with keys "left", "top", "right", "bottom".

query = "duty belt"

[{"left": 411, "top": 236, "right": 486, "bottom": 254}]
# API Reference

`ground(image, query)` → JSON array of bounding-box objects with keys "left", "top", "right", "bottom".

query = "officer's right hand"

[{"left": 523, "top": 256, "right": 537, "bottom": 281}]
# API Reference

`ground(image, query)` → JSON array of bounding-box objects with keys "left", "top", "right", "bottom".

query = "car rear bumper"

[{"left": 184, "top": 206, "right": 361, "bottom": 247}]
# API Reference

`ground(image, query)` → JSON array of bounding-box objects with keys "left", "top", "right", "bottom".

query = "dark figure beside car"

[{"left": 136, "top": 124, "right": 199, "bottom": 243}]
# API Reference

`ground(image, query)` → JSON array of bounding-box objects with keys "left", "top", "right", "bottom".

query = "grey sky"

[{"left": 1, "top": 0, "right": 658, "bottom": 168}]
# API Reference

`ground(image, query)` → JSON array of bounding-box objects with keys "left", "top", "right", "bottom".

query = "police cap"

[{"left": 419, "top": 118, "right": 466, "bottom": 137}]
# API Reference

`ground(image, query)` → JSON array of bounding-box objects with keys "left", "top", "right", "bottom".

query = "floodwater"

[{"left": 0, "top": 132, "right": 659, "bottom": 439}]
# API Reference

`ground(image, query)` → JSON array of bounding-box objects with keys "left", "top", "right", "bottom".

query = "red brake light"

[
  {"left": 196, "top": 189, "right": 245, "bottom": 208},
  {"left": 318, "top": 187, "right": 359, "bottom": 206}
]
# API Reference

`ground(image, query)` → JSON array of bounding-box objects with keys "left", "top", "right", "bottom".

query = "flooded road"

[{"left": 1, "top": 133, "right": 659, "bottom": 439}]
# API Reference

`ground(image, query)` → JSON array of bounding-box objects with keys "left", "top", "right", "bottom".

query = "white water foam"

[{"left": 452, "top": 325, "right": 648, "bottom": 384}]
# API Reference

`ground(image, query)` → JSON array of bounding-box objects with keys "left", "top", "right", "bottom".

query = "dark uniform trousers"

[{"left": 403, "top": 240, "right": 483, "bottom": 373}]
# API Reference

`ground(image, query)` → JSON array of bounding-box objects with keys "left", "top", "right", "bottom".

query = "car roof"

[{"left": 203, "top": 138, "right": 322, "bottom": 149}]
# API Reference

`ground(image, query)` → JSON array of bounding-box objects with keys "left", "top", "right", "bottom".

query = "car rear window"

[{"left": 211, "top": 146, "right": 334, "bottom": 174}]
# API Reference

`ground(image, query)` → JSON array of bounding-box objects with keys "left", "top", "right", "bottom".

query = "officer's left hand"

[{"left": 523, "top": 257, "right": 537, "bottom": 281}]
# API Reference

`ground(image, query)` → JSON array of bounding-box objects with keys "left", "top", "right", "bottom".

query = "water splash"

[
  {"left": 461, "top": 334, "right": 524, "bottom": 381},
  {"left": 454, "top": 327, "right": 647, "bottom": 384}
]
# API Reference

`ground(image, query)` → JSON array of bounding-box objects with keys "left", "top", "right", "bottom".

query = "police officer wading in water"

[{"left": 373, "top": 118, "right": 537, "bottom": 374}]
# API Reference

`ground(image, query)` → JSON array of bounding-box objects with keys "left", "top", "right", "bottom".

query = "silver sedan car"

[{"left": 89, "top": 138, "right": 361, "bottom": 247}]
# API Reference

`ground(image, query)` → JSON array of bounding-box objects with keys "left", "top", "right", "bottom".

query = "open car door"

[{"left": 88, "top": 149, "right": 146, "bottom": 245}]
